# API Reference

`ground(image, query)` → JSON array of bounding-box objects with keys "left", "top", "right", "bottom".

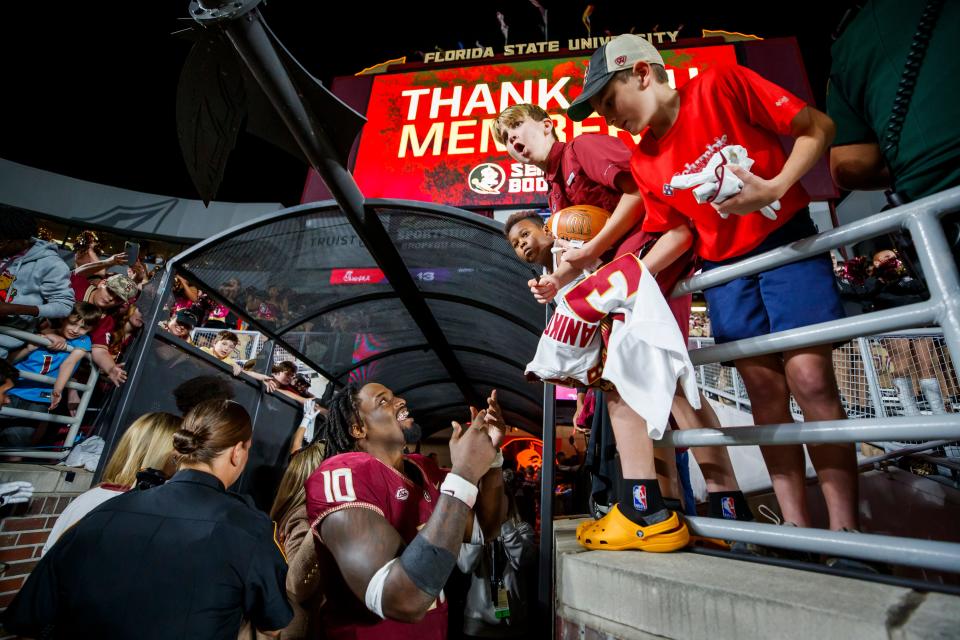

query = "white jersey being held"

[{"left": 525, "top": 253, "right": 699, "bottom": 438}]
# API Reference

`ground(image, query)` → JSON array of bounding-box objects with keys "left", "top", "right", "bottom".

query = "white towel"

[
  {"left": 669, "top": 145, "right": 780, "bottom": 220},
  {"left": 601, "top": 258, "right": 700, "bottom": 439},
  {"left": 525, "top": 254, "right": 699, "bottom": 438}
]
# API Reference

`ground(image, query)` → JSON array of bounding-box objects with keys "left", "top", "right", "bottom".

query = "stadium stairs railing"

[
  {"left": 0, "top": 327, "right": 100, "bottom": 461},
  {"left": 657, "top": 185, "right": 960, "bottom": 572}
]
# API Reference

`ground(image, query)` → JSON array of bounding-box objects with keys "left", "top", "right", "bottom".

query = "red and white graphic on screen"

[{"left": 345, "top": 46, "right": 738, "bottom": 208}]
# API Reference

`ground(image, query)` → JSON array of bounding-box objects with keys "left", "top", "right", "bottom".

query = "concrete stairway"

[{"left": 554, "top": 519, "right": 960, "bottom": 640}]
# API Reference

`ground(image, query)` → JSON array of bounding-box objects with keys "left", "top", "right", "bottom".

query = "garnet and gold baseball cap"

[{"left": 567, "top": 34, "right": 665, "bottom": 122}]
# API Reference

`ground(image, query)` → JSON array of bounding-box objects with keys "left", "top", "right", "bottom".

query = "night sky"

[{"left": 0, "top": 1, "right": 849, "bottom": 208}]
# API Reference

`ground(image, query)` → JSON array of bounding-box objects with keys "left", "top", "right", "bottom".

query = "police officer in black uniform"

[{"left": 4, "top": 400, "right": 293, "bottom": 639}]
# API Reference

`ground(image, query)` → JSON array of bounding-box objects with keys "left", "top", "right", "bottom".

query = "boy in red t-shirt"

[{"left": 567, "top": 34, "right": 857, "bottom": 533}]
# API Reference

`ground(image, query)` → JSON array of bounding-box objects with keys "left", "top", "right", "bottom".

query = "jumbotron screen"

[{"left": 351, "top": 45, "right": 738, "bottom": 208}]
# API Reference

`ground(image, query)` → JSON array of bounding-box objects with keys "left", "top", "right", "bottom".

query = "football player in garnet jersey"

[{"left": 306, "top": 383, "right": 508, "bottom": 639}]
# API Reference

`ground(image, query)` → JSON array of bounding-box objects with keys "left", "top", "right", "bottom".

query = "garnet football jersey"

[{"left": 306, "top": 452, "right": 448, "bottom": 640}]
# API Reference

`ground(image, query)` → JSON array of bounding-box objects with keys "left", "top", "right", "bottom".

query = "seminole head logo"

[{"left": 468, "top": 163, "right": 506, "bottom": 195}]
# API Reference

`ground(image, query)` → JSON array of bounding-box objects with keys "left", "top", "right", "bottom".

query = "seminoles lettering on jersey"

[
  {"left": 526, "top": 253, "right": 699, "bottom": 438},
  {"left": 306, "top": 452, "right": 448, "bottom": 640}
]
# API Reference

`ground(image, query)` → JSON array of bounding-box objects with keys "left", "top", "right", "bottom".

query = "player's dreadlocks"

[{"left": 314, "top": 383, "right": 363, "bottom": 458}]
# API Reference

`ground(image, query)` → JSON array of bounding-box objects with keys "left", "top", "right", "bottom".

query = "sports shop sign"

[{"left": 352, "top": 45, "right": 736, "bottom": 208}]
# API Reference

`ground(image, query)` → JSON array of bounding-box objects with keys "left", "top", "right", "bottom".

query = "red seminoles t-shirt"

[
  {"left": 306, "top": 452, "right": 448, "bottom": 640},
  {"left": 635, "top": 64, "right": 809, "bottom": 261}
]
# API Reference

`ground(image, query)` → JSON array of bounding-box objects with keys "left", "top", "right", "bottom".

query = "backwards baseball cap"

[
  {"left": 175, "top": 309, "right": 199, "bottom": 328},
  {"left": 567, "top": 34, "right": 665, "bottom": 122},
  {"left": 104, "top": 274, "right": 139, "bottom": 304}
]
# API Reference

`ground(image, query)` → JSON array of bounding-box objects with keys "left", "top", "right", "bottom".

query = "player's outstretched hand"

[
  {"left": 449, "top": 411, "right": 497, "bottom": 484},
  {"left": 470, "top": 390, "right": 506, "bottom": 448}
]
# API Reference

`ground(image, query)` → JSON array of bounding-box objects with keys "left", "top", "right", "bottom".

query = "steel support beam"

[{"left": 217, "top": 10, "right": 480, "bottom": 406}]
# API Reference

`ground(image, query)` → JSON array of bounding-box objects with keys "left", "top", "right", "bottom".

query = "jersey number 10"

[{"left": 321, "top": 468, "right": 357, "bottom": 502}]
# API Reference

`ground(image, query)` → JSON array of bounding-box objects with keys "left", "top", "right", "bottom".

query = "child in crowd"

[
  {"left": 245, "top": 361, "right": 311, "bottom": 404},
  {"left": 2, "top": 303, "right": 102, "bottom": 446},
  {"left": 566, "top": 34, "right": 857, "bottom": 532},
  {"left": 201, "top": 330, "right": 242, "bottom": 375},
  {"left": 159, "top": 310, "right": 198, "bottom": 345}
]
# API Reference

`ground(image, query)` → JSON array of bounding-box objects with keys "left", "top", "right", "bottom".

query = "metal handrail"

[
  {"left": 655, "top": 186, "right": 960, "bottom": 570},
  {"left": 0, "top": 326, "right": 100, "bottom": 459}
]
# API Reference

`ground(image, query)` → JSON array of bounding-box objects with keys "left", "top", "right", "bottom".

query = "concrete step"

[
  {"left": 0, "top": 463, "right": 92, "bottom": 494},
  {"left": 554, "top": 519, "right": 960, "bottom": 640}
]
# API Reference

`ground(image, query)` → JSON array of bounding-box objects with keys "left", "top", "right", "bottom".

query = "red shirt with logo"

[
  {"left": 307, "top": 452, "right": 448, "bottom": 640},
  {"left": 634, "top": 64, "right": 809, "bottom": 261}
]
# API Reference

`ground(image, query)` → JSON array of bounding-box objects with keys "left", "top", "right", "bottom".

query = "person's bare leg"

[
  {"left": 606, "top": 388, "right": 655, "bottom": 478},
  {"left": 670, "top": 386, "right": 740, "bottom": 492},
  {"left": 735, "top": 354, "right": 811, "bottom": 526},
  {"left": 784, "top": 345, "right": 859, "bottom": 530}
]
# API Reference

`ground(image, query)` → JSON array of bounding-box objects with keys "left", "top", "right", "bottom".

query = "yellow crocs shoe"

[{"left": 576, "top": 505, "right": 690, "bottom": 552}]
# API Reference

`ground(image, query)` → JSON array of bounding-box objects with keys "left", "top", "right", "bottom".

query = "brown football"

[{"left": 545, "top": 205, "right": 611, "bottom": 242}]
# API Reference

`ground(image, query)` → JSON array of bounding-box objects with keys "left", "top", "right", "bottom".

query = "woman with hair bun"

[{"left": 6, "top": 399, "right": 293, "bottom": 639}]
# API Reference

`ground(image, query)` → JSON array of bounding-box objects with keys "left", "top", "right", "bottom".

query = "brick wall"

[
  {"left": 0, "top": 493, "right": 77, "bottom": 612},
  {"left": 0, "top": 464, "right": 91, "bottom": 638}
]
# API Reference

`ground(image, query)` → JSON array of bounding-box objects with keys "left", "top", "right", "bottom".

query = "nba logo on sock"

[
  {"left": 721, "top": 496, "right": 736, "bottom": 519},
  {"left": 632, "top": 485, "right": 647, "bottom": 511}
]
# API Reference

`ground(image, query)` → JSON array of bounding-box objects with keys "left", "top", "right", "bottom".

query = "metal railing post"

[
  {"left": 731, "top": 369, "right": 744, "bottom": 412},
  {"left": 857, "top": 338, "right": 887, "bottom": 418},
  {"left": 0, "top": 327, "right": 99, "bottom": 460},
  {"left": 906, "top": 210, "right": 960, "bottom": 374}
]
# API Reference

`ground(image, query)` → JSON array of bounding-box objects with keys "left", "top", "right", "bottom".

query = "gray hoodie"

[{"left": 0, "top": 239, "right": 74, "bottom": 359}]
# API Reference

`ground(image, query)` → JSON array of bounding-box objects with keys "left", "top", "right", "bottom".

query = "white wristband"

[
  {"left": 440, "top": 473, "right": 478, "bottom": 509},
  {"left": 489, "top": 451, "right": 504, "bottom": 469}
]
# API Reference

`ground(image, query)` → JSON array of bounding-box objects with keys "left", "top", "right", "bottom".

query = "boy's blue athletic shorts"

[{"left": 702, "top": 208, "right": 845, "bottom": 345}]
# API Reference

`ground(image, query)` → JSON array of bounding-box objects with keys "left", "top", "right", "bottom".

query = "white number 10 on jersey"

[{"left": 321, "top": 468, "right": 357, "bottom": 502}]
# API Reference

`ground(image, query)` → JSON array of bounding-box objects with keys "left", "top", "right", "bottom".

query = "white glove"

[
  {"left": 300, "top": 399, "right": 320, "bottom": 443},
  {"left": 0, "top": 481, "right": 34, "bottom": 506},
  {"left": 670, "top": 145, "right": 779, "bottom": 220}
]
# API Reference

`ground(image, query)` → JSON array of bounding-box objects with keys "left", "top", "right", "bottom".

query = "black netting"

[
  {"left": 114, "top": 337, "right": 301, "bottom": 509},
  {"left": 183, "top": 207, "right": 393, "bottom": 332},
  {"left": 286, "top": 298, "right": 426, "bottom": 378},
  {"left": 427, "top": 299, "right": 539, "bottom": 362},
  {"left": 337, "top": 348, "right": 449, "bottom": 392},
  {"left": 169, "top": 202, "right": 545, "bottom": 438},
  {"left": 404, "top": 383, "right": 467, "bottom": 420},
  {"left": 454, "top": 350, "right": 540, "bottom": 397},
  {"left": 377, "top": 207, "right": 541, "bottom": 320}
]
